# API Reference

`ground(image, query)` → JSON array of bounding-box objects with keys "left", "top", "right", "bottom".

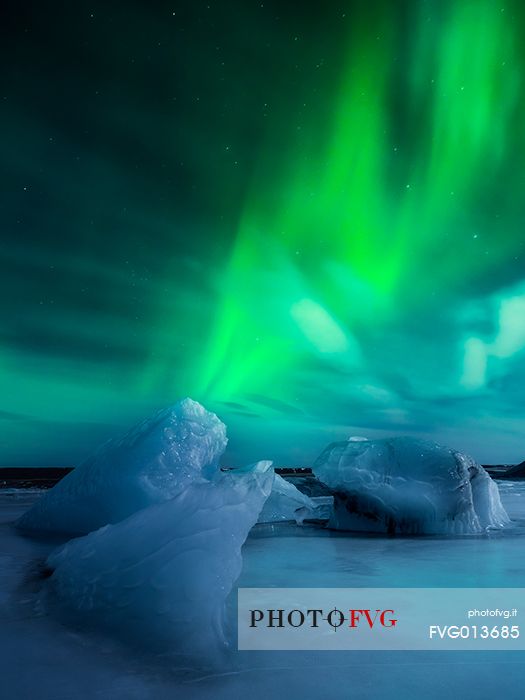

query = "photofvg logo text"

[
  {"left": 238, "top": 588, "right": 525, "bottom": 650},
  {"left": 249, "top": 607, "right": 397, "bottom": 630}
]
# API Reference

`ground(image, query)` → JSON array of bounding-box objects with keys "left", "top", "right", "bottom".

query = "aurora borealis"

[{"left": 3, "top": 0, "right": 525, "bottom": 466}]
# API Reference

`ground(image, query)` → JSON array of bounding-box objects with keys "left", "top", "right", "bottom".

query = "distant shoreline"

[
  {"left": 0, "top": 464, "right": 522, "bottom": 489},
  {"left": 0, "top": 467, "right": 74, "bottom": 489}
]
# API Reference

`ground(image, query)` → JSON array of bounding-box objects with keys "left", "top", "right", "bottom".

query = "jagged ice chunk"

[
  {"left": 18, "top": 398, "right": 227, "bottom": 535},
  {"left": 45, "top": 462, "right": 274, "bottom": 658}
]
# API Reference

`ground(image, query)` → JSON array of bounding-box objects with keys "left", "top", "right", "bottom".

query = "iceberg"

[
  {"left": 45, "top": 462, "right": 274, "bottom": 658},
  {"left": 257, "top": 473, "right": 333, "bottom": 524},
  {"left": 313, "top": 437, "right": 510, "bottom": 535},
  {"left": 18, "top": 398, "right": 227, "bottom": 535}
]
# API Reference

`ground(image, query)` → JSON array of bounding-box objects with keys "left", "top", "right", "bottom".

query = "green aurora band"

[
  {"left": 3, "top": 0, "right": 525, "bottom": 466},
  {"left": 197, "top": 0, "right": 525, "bottom": 444}
]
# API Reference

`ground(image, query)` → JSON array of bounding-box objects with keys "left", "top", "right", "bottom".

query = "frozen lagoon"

[{"left": 1, "top": 481, "right": 524, "bottom": 700}]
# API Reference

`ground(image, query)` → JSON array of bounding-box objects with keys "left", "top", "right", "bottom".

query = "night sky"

[{"left": 3, "top": 0, "right": 525, "bottom": 467}]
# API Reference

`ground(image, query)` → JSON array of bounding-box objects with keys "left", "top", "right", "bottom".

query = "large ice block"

[
  {"left": 313, "top": 437, "right": 510, "bottom": 535},
  {"left": 18, "top": 398, "right": 227, "bottom": 535},
  {"left": 45, "top": 462, "right": 274, "bottom": 658}
]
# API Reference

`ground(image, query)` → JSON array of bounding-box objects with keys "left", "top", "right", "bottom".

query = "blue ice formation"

[
  {"left": 313, "top": 436, "right": 510, "bottom": 535},
  {"left": 17, "top": 398, "right": 227, "bottom": 535},
  {"left": 46, "top": 462, "right": 273, "bottom": 657}
]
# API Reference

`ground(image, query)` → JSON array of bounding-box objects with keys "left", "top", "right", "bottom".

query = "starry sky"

[{"left": 3, "top": 0, "right": 525, "bottom": 467}]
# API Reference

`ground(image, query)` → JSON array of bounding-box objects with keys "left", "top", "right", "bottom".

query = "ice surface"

[
  {"left": 17, "top": 398, "right": 227, "bottom": 535},
  {"left": 45, "top": 461, "right": 274, "bottom": 658},
  {"left": 257, "top": 473, "right": 332, "bottom": 523},
  {"left": 2, "top": 484, "right": 525, "bottom": 699},
  {"left": 313, "top": 436, "right": 510, "bottom": 535}
]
